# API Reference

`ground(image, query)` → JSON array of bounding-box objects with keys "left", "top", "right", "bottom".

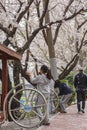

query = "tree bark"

[{"left": 43, "top": 0, "right": 58, "bottom": 81}]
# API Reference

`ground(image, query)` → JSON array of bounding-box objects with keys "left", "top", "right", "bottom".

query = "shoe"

[
  {"left": 81, "top": 109, "right": 85, "bottom": 113},
  {"left": 61, "top": 110, "right": 67, "bottom": 113},
  {"left": 78, "top": 111, "right": 82, "bottom": 114},
  {"left": 42, "top": 122, "right": 50, "bottom": 126},
  {"left": 51, "top": 111, "right": 56, "bottom": 114}
]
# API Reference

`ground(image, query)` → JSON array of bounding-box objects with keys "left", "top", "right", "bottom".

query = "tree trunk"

[
  {"left": 13, "top": 60, "right": 22, "bottom": 100},
  {"left": 7, "top": 60, "right": 23, "bottom": 121},
  {"left": 43, "top": 0, "right": 58, "bottom": 81}
]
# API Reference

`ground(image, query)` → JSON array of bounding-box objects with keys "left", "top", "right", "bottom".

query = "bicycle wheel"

[
  {"left": 3, "top": 83, "right": 23, "bottom": 122},
  {"left": 8, "top": 88, "right": 47, "bottom": 128},
  {"left": 50, "top": 89, "right": 59, "bottom": 113}
]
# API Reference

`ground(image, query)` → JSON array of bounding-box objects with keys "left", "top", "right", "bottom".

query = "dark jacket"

[
  {"left": 74, "top": 72, "right": 87, "bottom": 91},
  {"left": 54, "top": 81, "right": 72, "bottom": 96}
]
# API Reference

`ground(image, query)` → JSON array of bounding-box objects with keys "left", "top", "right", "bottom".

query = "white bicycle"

[
  {"left": 1, "top": 79, "right": 59, "bottom": 128},
  {"left": 2, "top": 82, "right": 47, "bottom": 128}
]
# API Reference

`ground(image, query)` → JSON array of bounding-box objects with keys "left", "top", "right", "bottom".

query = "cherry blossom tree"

[
  {"left": 30, "top": 0, "right": 87, "bottom": 79},
  {"left": 0, "top": 0, "right": 87, "bottom": 119},
  {"left": 0, "top": 0, "right": 87, "bottom": 87}
]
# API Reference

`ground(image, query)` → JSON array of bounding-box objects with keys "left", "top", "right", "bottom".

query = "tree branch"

[
  {"left": 78, "top": 30, "right": 87, "bottom": 52},
  {"left": 53, "top": 23, "right": 62, "bottom": 45},
  {"left": 10, "top": 0, "right": 34, "bottom": 37},
  {"left": 35, "top": 0, "right": 48, "bottom": 45},
  {"left": 77, "top": 19, "right": 87, "bottom": 30},
  {"left": 0, "top": 23, "right": 11, "bottom": 36},
  {"left": 0, "top": 2, "right": 6, "bottom": 12},
  {"left": 39, "top": 0, "right": 49, "bottom": 26},
  {"left": 63, "top": 0, "right": 74, "bottom": 16},
  {"left": 59, "top": 54, "right": 79, "bottom": 79},
  {"left": 16, "top": 0, "right": 34, "bottom": 23}
]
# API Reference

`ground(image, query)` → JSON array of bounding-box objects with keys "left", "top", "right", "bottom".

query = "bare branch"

[
  {"left": 35, "top": 0, "right": 48, "bottom": 45},
  {"left": 53, "top": 23, "right": 62, "bottom": 45},
  {"left": 25, "top": 11, "right": 30, "bottom": 40},
  {"left": 3, "top": 0, "right": 34, "bottom": 46},
  {"left": 18, "top": 27, "right": 41, "bottom": 53},
  {"left": 53, "top": 0, "right": 74, "bottom": 45},
  {"left": 16, "top": 2, "right": 23, "bottom": 14},
  {"left": 65, "top": 8, "right": 86, "bottom": 21},
  {"left": 59, "top": 30, "right": 87, "bottom": 79},
  {"left": 83, "top": 40, "right": 87, "bottom": 46},
  {"left": 77, "top": 19, "right": 87, "bottom": 30},
  {"left": 59, "top": 54, "right": 79, "bottom": 79},
  {"left": 48, "top": 2, "right": 59, "bottom": 12},
  {"left": 40, "top": 8, "right": 87, "bottom": 28},
  {"left": 16, "top": 0, "right": 34, "bottom": 23},
  {"left": 78, "top": 30, "right": 87, "bottom": 52},
  {"left": 0, "top": 2, "right": 6, "bottom": 12},
  {"left": 35, "top": 0, "right": 41, "bottom": 18},
  {"left": 63, "top": 0, "right": 74, "bottom": 16},
  {"left": 0, "top": 23, "right": 11, "bottom": 36},
  {"left": 17, "top": 0, "right": 23, "bottom": 5},
  {"left": 42, "top": 29, "right": 48, "bottom": 45},
  {"left": 39, "top": 0, "right": 49, "bottom": 26}
]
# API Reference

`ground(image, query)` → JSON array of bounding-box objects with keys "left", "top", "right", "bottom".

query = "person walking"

[
  {"left": 74, "top": 67, "right": 87, "bottom": 114},
  {"left": 54, "top": 80, "right": 72, "bottom": 113},
  {"left": 26, "top": 65, "right": 52, "bottom": 125}
]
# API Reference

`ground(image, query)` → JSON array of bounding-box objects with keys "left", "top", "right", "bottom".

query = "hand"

[
  {"left": 25, "top": 71, "right": 31, "bottom": 77},
  {"left": 58, "top": 96, "right": 61, "bottom": 99}
]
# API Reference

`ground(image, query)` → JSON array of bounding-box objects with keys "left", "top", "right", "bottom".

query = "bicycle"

[
  {"left": 2, "top": 80, "right": 47, "bottom": 128},
  {"left": 0, "top": 77, "right": 59, "bottom": 128}
]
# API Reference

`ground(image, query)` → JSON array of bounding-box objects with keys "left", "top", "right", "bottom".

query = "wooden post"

[
  {"left": 1, "top": 58, "right": 8, "bottom": 110},
  {"left": 0, "top": 44, "right": 22, "bottom": 112}
]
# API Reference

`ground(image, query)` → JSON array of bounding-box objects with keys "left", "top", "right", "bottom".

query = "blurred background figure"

[{"left": 74, "top": 66, "right": 87, "bottom": 114}]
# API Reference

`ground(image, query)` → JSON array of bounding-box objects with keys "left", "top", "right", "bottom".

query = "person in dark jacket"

[
  {"left": 74, "top": 67, "right": 87, "bottom": 113},
  {"left": 54, "top": 80, "right": 72, "bottom": 113}
]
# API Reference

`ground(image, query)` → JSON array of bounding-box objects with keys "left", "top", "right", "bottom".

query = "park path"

[
  {"left": 37, "top": 103, "right": 87, "bottom": 130},
  {"left": 1, "top": 103, "right": 87, "bottom": 130}
]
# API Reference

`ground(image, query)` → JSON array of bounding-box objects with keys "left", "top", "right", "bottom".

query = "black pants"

[{"left": 76, "top": 90, "right": 86, "bottom": 111}]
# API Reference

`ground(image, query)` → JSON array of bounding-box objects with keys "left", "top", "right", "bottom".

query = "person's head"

[
  {"left": 54, "top": 79, "right": 61, "bottom": 88},
  {"left": 40, "top": 65, "right": 52, "bottom": 80},
  {"left": 78, "top": 66, "right": 84, "bottom": 73}
]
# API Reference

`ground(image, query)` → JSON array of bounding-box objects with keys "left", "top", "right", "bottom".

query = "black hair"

[
  {"left": 54, "top": 80, "right": 60, "bottom": 88},
  {"left": 40, "top": 65, "right": 52, "bottom": 80}
]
